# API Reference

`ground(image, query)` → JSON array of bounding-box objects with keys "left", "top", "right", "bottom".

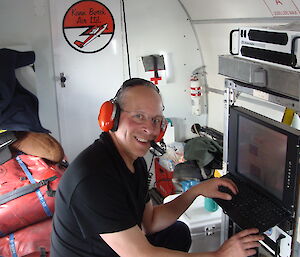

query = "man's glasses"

[{"left": 122, "top": 110, "right": 164, "bottom": 128}]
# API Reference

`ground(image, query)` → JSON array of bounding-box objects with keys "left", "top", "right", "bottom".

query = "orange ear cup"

[
  {"left": 155, "top": 119, "right": 167, "bottom": 142},
  {"left": 98, "top": 101, "right": 116, "bottom": 132}
]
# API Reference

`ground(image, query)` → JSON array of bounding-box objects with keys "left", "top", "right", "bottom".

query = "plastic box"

[
  {"left": 154, "top": 158, "right": 175, "bottom": 197},
  {"left": 164, "top": 194, "right": 222, "bottom": 253}
]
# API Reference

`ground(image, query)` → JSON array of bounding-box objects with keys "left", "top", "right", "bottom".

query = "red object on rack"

[{"left": 154, "top": 158, "right": 175, "bottom": 197}]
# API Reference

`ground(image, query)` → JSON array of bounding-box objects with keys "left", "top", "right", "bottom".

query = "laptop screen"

[{"left": 237, "top": 116, "right": 287, "bottom": 201}]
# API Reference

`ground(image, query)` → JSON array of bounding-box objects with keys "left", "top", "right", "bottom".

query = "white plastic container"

[{"left": 164, "top": 194, "right": 222, "bottom": 253}]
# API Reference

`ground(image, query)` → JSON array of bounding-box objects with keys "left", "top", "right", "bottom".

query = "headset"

[{"left": 98, "top": 78, "right": 167, "bottom": 143}]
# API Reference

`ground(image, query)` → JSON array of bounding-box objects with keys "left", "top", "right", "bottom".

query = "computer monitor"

[{"left": 228, "top": 106, "right": 300, "bottom": 214}]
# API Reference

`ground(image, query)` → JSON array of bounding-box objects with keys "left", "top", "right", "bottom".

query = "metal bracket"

[
  {"left": 225, "top": 79, "right": 238, "bottom": 105},
  {"left": 60, "top": 73, "right": 66, "bottom": 88}
]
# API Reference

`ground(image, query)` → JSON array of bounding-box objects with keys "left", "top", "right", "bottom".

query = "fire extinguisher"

[{"left": 190, "top": 75, "right": 202, "bottom": 115}]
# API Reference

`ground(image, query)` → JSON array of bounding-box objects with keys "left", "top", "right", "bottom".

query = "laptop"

[{"left": 213, "top": 106, "right": 300, "bottom": 233}]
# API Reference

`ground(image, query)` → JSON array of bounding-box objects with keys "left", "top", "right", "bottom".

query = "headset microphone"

[{"left": 150, "top": 140, "right": 166, "bottom": 155}]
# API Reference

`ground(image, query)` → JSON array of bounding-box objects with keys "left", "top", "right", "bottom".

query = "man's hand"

[
  {"left": 190, "top": 178, "right": 238, "bottom": 200},
  {"left": 215, "top": 228, "right": 264, "bottom": 257}
]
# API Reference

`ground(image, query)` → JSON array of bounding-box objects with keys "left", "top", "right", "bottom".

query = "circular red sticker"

[{"left": 63, "top": 0, "right": 115, "bottom": 53}]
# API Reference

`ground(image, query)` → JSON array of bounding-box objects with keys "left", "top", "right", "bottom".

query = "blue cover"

[{"left": 0, "top": 48, "right": 50, "bottom": 133}]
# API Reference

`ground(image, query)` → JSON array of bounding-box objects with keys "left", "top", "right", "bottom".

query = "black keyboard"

[{"left": 213, "top": 175, "right": 290, "bottom": 233}]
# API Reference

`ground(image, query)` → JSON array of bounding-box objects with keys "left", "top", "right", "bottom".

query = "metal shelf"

[
  {"left": 225, "top": 79, "right": 300, "bottom": 112},
  {"left": 219, "top": 55, "right": 300, "bottom": 105}
]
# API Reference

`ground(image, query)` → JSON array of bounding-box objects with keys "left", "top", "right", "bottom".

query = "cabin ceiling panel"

[{"left": 179, "top": 0, "right": 272, "bottom": 20}]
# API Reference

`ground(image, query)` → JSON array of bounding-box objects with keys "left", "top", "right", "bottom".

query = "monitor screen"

[
  {"left": 228, "top": 106, "right": 300, "bottom": 213},
  {"left": 237, "top": 116, "right": 287, "bottom": 200}
]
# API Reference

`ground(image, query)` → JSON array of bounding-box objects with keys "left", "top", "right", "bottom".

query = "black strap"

[
  {"left": 0, "top": 176, "right": 57, "bottom": 205},
  {"left": 275, "top": 234, "right": 286, "bottom": 257},
  {"left": 46, "top": 181, "right": 56, "bottom": 197},
  {"left": 40, "top": 247, "right": 47, "bottom": 257}
]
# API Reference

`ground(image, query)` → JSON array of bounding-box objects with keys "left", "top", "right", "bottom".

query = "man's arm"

[
  {"left": 100, "top": 225, "right": 263, "bottom": 257},
  {"left": 100, "top": 225, "right": 214, "bottom": 257},
  {"left": 142, "top": 178, "right": 237, "bottom": 234}
]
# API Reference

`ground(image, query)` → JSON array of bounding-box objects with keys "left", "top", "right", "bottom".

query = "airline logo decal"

[{"left": 63, "top": 0, "right": 115, "bottom": 53}]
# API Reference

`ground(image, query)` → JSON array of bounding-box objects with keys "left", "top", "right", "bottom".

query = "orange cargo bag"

[
  {"left": 0, "top": 154, "right": 64, "bottom": 236},
  {"left": 0, "top": 218, "right": 52, "bottom": 257}
]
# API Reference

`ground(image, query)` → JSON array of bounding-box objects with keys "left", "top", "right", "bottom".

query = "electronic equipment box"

[{"left": 230, "top": 23, "right": 300, "bottom": 70}]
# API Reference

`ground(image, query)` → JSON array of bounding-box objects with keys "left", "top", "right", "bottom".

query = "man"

[{"left": 51, "top": 78, "right": 263, "bottom": 257}]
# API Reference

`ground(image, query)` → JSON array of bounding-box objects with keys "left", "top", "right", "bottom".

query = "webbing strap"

[
  {"left": 9, "top": 233, "right": 18, "bottom": 257},
  {"left": 16, "top": 156, "right": 53, "bottom": 217},
  {"left": 0, "top": 176, "right": 57, "bottom": 205}
]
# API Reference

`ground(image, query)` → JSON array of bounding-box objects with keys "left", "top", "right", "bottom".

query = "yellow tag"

[
  {"left": 0, "top": 130, "right": 7, "bottom": 134},
  {"left": 214, "top": 170, "right": 222, "bottom": 178},
  {"left": 282, "top": 108, "right": 295, "bottom": 126}
]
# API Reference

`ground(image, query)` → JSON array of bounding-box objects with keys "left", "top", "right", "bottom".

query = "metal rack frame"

[{"left": 220, "top": 55, "right": 300, "bottom": 257}]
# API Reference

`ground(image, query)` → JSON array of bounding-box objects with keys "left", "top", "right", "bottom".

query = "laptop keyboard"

[{"left": 213, "top": 175, "right": 290, "bottom": 232}]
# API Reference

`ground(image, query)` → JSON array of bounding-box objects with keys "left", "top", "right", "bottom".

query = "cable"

[
  {"left": 148, "top": 154, "right": 155, "bottom": 173},
  {"left": 121, "top": 0, "right": 131, "bottom": 78},
  {"left": 147, "top": 154, "right": 155, "bottom": 188},
  {"left": 275, "top": 234, "right": 286, "bottom": 257}
]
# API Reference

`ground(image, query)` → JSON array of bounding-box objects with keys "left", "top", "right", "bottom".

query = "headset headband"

[{"left": 114, "top": 78, "right": 160, "bottom": 102}]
